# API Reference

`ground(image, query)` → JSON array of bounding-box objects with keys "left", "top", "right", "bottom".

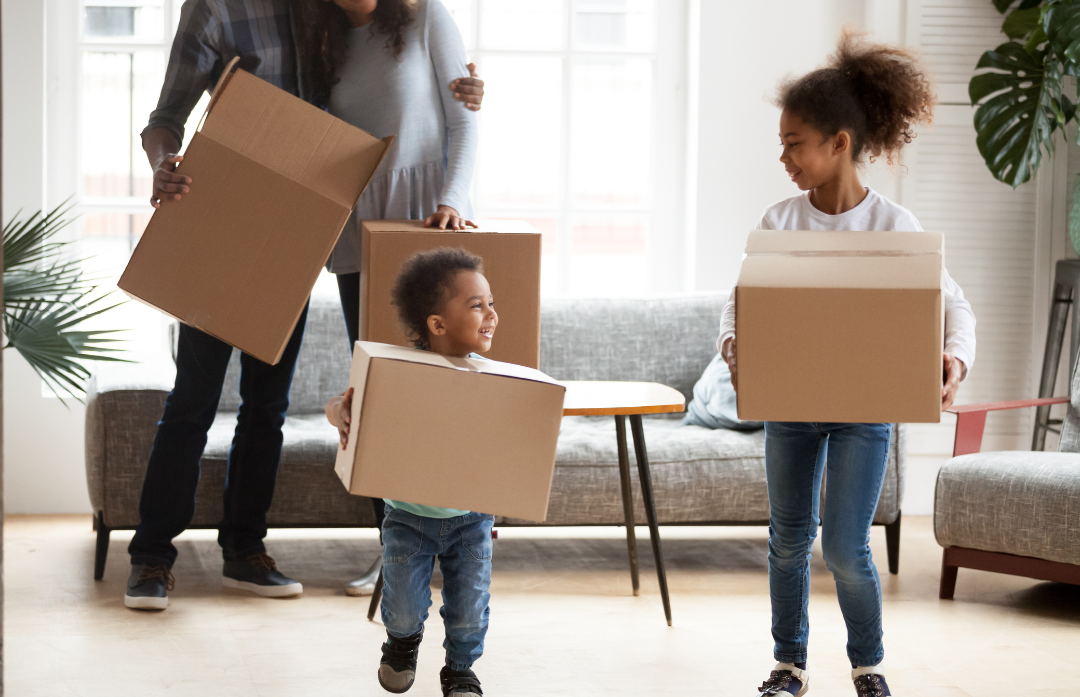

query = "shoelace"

[
  {"left": 758, "top": 670, "right": 796, "bottom": 696},
  {"left": 853, "top": 674, "right": 887, "bottom": 697},
  {"left": 137, "top": 565, "right": 175, "bottom": 591},
  {"left": 441, "top": 668, "right": 483, "bottom": 696},
  {"left": 247, "top": 553, "right": 278, "bottom": 571}
]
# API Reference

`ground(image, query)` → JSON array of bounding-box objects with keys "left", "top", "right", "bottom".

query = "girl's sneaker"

[
  {"left": 852, "top": 667, "right": 891, "bottom": 697},
  {"left": 378, "top": 630, "right": 423, "bottom": 693},
  {"left": 439, "top": 666, "right": 483, "bottom": 696},
  {"left": 757, "top": 663, "right": 808, "bottom": 696}
]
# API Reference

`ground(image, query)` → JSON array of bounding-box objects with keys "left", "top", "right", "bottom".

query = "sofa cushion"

[
  {"left": 934, "top": 451, "right": 1080, "bottom": 565},
  {"left": 539, "top": 295, "right": 727, "bottom": 401}
]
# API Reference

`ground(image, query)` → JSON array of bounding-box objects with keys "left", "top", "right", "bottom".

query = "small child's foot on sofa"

[
  {"left": 378, "top": 629, "right": 422, "bottom": 693},
  {"left": 440, "top": 666, "right": 483, "bottom": 696}
]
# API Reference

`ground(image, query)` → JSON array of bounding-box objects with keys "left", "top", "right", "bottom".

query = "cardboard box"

[
  {"left": 735, "top": 230, "right": 944, "bottom": 424},
  {"left": 358, "top": 219, "right": 541, "bottom": 367},
  {"left": 119, "top": 57, "right": 393, "bottom": 364},
  {"left": 334, "top": 342, "right": 566, "bottom": 522}
]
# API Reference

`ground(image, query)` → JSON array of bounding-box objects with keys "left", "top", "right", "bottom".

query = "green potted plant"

[
  {"left": 970, "top": 0, "right": 1080, "bottom": 248},
  {"left": 3, "top": 204, "right": 128, "bottom": 401}
]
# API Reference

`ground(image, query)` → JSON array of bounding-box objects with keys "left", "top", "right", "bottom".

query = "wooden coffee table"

[
  {"left": 562, "top": 381, "right": 686, "bottom": 626},
  {"left": 368, "top": 380, "right": 686, "bottom": 626}
]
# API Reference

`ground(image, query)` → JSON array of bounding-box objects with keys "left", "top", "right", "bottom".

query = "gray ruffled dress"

[{"left": 325, "top": 0, "right": 478, "bottom": 274}]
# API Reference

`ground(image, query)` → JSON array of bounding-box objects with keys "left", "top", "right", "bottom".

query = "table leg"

[
  {"left": 629, "top": 414, "right": 672, "bottom": 626},
  {"left": 615, "top": 415, "right": 640, "bottom": 596},
  {"left": 367, "top": 568, "right": 383, "bottom": 621}
]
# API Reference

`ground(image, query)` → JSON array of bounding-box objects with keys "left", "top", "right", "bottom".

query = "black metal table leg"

[
  {"left": 367, "top": 567, "right": 384, "bottom": 621},
  {"left": 614, "top": 415, "right": 640, "bottom": 596},
  {"left": 629, "top": 414, "right": 672, "bottom": 626}
]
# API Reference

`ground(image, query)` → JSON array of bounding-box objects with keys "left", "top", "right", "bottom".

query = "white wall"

[
  {"left": 692, "top": 0, "right": 869, "bottom": 293},
  {"left": 3, "top": 0, "right": 92, "bottom": 514}
]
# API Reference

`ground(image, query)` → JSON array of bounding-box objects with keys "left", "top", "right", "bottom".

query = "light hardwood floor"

[{"left": 5, "top": 514, "right": 1078, "bottom": 696}]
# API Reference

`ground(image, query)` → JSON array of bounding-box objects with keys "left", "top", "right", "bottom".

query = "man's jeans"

[
  {"left": 380, "top": 507, "right": 494, "bottom": 671},
  {"left": 128, "top": 303, "right": 309, "bottom": 568},
  {"left": 764, "top": 421, "right": 893, "bottom": 668}
]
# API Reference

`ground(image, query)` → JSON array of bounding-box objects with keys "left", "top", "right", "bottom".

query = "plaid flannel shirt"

[{"left": 143, "top": 0, "right": 306, "bottom": 145}]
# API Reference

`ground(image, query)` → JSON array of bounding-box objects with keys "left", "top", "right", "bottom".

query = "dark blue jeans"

[
  {"left": 764, "top": 421, "right": 893, "bottom": 669},
  {"left": 128, "top": 303, "right": 309, "bottom": 568},
  {"left": 381, "top": 507, "right": 494, "bottom": 671}
]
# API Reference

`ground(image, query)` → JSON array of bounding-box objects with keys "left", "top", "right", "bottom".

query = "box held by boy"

[
  {"left": 735, "top": 230, "right": 944, "bottom": 424},
  {"left": 119, "top": 57, "right": 393, "bottom": 365},
  {"left": 334, "top": 342, "right": 565, "bottom": 523},
  {"left": 358, "top": 219, "right": 541, "bottom": 367}
]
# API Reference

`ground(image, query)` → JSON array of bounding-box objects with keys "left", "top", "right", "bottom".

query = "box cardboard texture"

[
  {"left": 334, "top": 342, "right": 566, "bottom": 522},
  {"left": 119, "top": 58, "right": 393, "bottom": 365},
  {"left": 358, "top": 220, "right": 541, "bottom": 368},
  {"left": 735, "top": 230, "right": 944, "bottom": 424}
]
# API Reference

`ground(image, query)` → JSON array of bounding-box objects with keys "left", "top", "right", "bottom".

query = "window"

[{"left": 443, "top": 0, "right": 685, "bottom": 296}]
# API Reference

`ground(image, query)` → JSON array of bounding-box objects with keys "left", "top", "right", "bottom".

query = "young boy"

[{"left": 326, "top": 247, "right": 497, "bottom": 697}]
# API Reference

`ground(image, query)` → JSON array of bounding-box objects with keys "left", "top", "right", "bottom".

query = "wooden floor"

[{"left": 6, "top": 515, "right": 1079, "bottom": 696}]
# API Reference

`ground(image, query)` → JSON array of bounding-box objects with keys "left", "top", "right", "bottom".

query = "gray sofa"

[{"left": 86, "top": 292, "right": 905, "bottom": 578}]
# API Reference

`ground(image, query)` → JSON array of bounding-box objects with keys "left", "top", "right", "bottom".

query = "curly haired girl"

[{"left": 717, "top": 29, "right": 976, "bottom": 697}]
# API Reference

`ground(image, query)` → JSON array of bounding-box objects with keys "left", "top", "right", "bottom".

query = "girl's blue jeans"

[
  {"left": 764, "top": 421, "right": 893, "bottom": 669},
  {"left": 380, "top": 507, "right": 494, "bottom": 671}
]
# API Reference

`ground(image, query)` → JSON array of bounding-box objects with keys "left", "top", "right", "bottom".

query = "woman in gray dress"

[{"left": 292, "top": 0, "right": 481, "bottom": 595}]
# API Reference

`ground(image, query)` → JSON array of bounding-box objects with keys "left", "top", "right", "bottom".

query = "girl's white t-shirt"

[{"left": 717, "top": 188, "right": 976, "bottom": 375}]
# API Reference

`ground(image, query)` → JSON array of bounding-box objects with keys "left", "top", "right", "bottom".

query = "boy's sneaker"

[
  {"left": 756, "top": 663, "right": 808, "bottom": 696},
  {"left": 345, "top": 556, "right": 383, "bottom": 597},
  {"left": 124, "top": 564, "right": 173, "bottom": 610},
  {"left": 852, "top": 667, "right": 891, "bottom": 697},
  {"left": 222, "top": 553, "right": 303, "bottom": 597},
  {"left": 378, "top": 630, "right": 423, "bottom": 693},
  {"left": 440, "top": 666, "right": 483, "bottom": 696}
]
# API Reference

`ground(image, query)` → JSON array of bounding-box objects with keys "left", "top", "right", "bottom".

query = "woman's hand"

[
  {"left": 721, "top": 338, "right": 737, "bottom": 392},
  {"left": 450, "top": 63, "right": 484, "bottom": 112},
  {"left": 326, "top": 387, "right": 354, "bottom": 450},
  {"left": 942, "top": 353, "right": 964, "bottom": 411},
  {"left": 425, "top": 205, "right": 476, "bottom": 231}
]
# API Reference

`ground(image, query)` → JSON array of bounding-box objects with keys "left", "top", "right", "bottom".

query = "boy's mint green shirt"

[{"left": 382, "top": 352, "right": 484, "bottom": 519}]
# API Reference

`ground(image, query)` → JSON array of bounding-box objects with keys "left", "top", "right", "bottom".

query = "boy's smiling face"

[
  {"left": 426, "top": 270, "right": 498, "bottom": 357},
  {"left": 779, "top": 109, "right": 851, "bottom": 191}
]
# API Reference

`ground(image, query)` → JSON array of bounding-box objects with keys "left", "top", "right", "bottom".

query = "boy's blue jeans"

[
  {"left": 380, "top": 507, "right": 494, "bottom": 671},
  {"left": 764, "top": 421, "right": 893, "bottom": 669}
]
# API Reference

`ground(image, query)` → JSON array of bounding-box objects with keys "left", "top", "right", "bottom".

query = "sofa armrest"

[
  {"left": 85, "top": 360, "right": 176, "bottom": 525},
  {"left": 945, "top": 397, "right": 1069, "bottom": 457}
]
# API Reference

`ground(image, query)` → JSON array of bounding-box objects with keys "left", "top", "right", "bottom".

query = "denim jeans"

[
  {"left": 336, "top": 271, "right": 385, "bottom": 530},
  {"left": 128, "top": 303, "right": 309, "bottom": 567},
  {"left": 380, "top": 506, "right": 494, "bottom": 671},
  {"left": 764, "top": 421, "right": 893, "bottom": 668}
]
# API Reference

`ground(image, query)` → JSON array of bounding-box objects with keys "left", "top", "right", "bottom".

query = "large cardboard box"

[
  {"left": 358, "top": 220, "right": 541, "bottom": 367},
  {"left": 334, "top": 342, "right": 566, "bottom": 522},
  {"left": 119, "top": 58, "right": 393, "bottom": 365},
  {"left": 735, "top": 230, "right": 944, "bottom": 424}
]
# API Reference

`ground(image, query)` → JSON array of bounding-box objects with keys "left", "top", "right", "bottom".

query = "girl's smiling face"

[
  {"left": 426, "top": 270, "right": 498, "bottom": 357},
  {"left": 778, "top": 110, "right": 852, "bottom": 191}
]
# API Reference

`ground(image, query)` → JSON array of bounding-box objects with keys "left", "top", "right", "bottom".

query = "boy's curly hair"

[
  {"left": 391, "top": 247, "right": 484, "bottom": 349},
  {"left": 776, "top": 27, "right": 936, "bottom": 165}
]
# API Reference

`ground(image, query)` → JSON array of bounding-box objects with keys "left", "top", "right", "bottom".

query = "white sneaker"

[
  {"left": 344, "top": 555, "right": 382, "bottom": 597},
  {"left": 757, "top": 663, "right": 808, "bottom": 696}
]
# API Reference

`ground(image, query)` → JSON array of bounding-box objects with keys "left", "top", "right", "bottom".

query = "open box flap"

[
  {"left": 194, "top": 62, "right": 392, "bottom": 209},
  {"left": 355, "top": 341, "right": 563, "bottom": 388}
]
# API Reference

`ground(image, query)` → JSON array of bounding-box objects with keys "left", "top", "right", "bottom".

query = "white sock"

[{"left": 852, "top": 664, "right": 884, "bottom": 679}]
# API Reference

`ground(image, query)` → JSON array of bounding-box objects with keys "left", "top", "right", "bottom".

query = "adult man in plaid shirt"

[{"left": 125, "top": 0, "right": 485, "bottom": 611}]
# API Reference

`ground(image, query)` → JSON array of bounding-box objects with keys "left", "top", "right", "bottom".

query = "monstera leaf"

[
  {"left": 1045, "top": 0, "right": 1080, "bottom": 71},
  {"left": 970, "top": 42, "right": 1067, "bottom": 187}
]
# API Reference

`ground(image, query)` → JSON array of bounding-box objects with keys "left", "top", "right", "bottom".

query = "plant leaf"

[
  {"left": 1045, "top": 0, "right": 1080, "bottom": 70},
  {"left": 970, "top": 41, "right": 1061, "bottom": 187},
  {"left": 2, "top": 202, "right": 74, "bottom": 273},
  {"left": 1004, "top": 6, "right": 1044, "bottom": 39}
]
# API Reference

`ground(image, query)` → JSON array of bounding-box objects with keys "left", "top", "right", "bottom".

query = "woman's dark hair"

[
  {"left": 391, "top": 247, "right": 484, "bottom": 349},
  {"left": 290, "top": 0, "right": 419, "bottom": 109},
  {"left": 776, "top": 28, "right": 935, "bottom": 164}
]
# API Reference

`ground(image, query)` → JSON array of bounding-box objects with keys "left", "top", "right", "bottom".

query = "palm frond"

[{"left": 3, "top": 202, "right": 75, "bottom": 273}]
